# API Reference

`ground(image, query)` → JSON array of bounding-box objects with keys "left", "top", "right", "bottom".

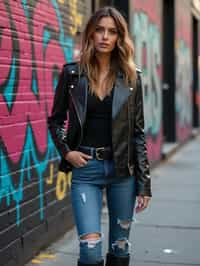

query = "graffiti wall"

[
  {"left": 175, "top": 0, "right": 193, "bottom": 141},
  {"left": 0, "top": 0, "right": 88, "bottom": 265},
  {"left": 130, "top": 0, "right": 163, "bottom": 163}
]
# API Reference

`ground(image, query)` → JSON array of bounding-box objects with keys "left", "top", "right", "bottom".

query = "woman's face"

[{"left": 92, "top": 16, "right": 118, "bottom": 54}]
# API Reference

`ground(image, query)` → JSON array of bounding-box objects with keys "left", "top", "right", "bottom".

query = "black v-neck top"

[{"left": 80, "top": 88, "right": 114, "bottom": 148}]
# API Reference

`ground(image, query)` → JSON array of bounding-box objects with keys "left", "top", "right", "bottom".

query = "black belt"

[{"left": 78, "top": 146, "right": 113, "bottom": 160}]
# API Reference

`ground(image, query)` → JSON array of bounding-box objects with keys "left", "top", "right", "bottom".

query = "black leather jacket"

[{"left": 48, "top": 62, "right": 152, "bottom": 197}]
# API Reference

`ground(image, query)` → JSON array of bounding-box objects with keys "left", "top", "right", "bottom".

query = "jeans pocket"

[{"left": 72, "top": 158, "right": 92, "bottom": 170}]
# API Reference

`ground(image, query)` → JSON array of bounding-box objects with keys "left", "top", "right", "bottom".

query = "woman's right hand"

[{"left": 65, "top": 151, "right": 92, "bottom": 168}]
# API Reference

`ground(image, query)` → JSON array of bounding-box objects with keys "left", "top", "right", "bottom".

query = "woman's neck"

[{"left": 96, "top": 53, "right": 111, "bottom": 73}]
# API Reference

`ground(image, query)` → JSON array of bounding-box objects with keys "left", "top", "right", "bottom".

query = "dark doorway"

[
  {"left": 111, "top": 0, "right": 129, "bottom": 22},
  {"left": 192, "top": 16, "right": 199, "bottom": 128},
  {"left": 92, "top": 0, "right": 95, "bottom": 12},
  {"left": 97, "top": 0, "right": 128, "bottom": 22},
  {"left": 99, "top": 0, "right": 112, "bottom": 7},
  {"left": 162, "top": 0, "right": 176, "bottom": 142}
]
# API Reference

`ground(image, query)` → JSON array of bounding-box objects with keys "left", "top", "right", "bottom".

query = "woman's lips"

[{"left": 99, "top": 43, "right": 110, "bottom": 47}]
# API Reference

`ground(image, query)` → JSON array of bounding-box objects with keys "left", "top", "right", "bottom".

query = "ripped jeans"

[{"left": 71, "top": 154, "right": 137, "bottom": 264}]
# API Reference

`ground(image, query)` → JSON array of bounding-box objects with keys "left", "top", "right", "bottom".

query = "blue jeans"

[{"left": 71, "top": 149, "right": 137, "bottom": 264}]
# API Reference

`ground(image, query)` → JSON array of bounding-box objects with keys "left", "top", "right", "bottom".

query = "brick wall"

[
  {"left": 130, "top": 0, "right": 163, "bottom": 163},
  {"left": 0, "top": 1, "right": 89, "bottom": 265}
]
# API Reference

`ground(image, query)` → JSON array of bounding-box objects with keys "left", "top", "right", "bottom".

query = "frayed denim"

[{"left": 71, "top": 154, "right": 136, "bottom": 264}]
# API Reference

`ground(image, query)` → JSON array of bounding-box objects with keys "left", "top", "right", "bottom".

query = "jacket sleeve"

[
  {"left": 48, "top": 65, "right": 71, "bottom": 158},
  {"left": 133, "top": 73, "right": 152, "bottom": 197}
]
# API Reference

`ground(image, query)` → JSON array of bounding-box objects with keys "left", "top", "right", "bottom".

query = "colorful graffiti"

[
  {"left": 131, "top": 0, "right": 162, "bottom": 162},
  {"left": 175, "top": 0, "right": 192, "bottom": 141},
  {"left": 0, "top": 0, "right": 84, "bottom": 226},
  {"left": 175, "top": 40, "right": 192, "bottom": 140}
]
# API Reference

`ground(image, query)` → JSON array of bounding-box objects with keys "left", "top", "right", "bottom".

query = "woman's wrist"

[{"left": 65, "top": 151, "right": 72, "bottom": 161}]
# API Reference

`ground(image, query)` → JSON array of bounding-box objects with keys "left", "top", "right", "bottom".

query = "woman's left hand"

[{"left": 135, "top": 196, "right": 151, "bottom": 213}]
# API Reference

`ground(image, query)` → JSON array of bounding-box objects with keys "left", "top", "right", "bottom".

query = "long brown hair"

[{"left": 80, "top": 6, "right": 137, "bottom": 94}]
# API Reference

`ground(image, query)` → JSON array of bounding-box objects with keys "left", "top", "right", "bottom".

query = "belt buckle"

[{"left": 96, "top": 147, "right": 105, "bottom": 160}]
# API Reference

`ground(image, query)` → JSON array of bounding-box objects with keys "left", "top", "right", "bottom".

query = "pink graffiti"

[
  {"left": 176, "top": 123, "right": 191, "bottom": 142},
  {"left": 176, "top": 0, "right": 191, "bottom": 46},
  {"left": 0, "top": 0, "right": 65, "bottom": 162},
  {"left": 146, "top": 128, "right": 162, "bottom": 163},
  {"left": 175, "top": 0, "right": 192, "bottom": 141},
  {"left": 132, "top": 2, "right": 163, "bottom": 163},
  {"left": 132, "top": 0, "right": 162, "bottom": 28}
]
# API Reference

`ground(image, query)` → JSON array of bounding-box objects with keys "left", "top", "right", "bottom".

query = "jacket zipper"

[{"left": 127, "top": 96, "right": 134, "bottom": 176}]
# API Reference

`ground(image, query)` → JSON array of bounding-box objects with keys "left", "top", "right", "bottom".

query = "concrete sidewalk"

[{"left": 27, "top": 135, "right": 200, "bottom": 266}]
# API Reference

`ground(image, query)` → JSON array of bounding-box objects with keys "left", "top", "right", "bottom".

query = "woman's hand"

[
  {"left": 65, "top": 151, "right": 92, "bottom": 168},
  {"left": 135, "top": 195, "right": 151, "bottom": 213}
]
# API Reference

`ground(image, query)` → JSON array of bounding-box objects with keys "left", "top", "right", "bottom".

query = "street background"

[
  {"left": 27, "top": 134, "right": 200, "bottom": 266},
  {"left": 1, "top": 0, "right": 200, "bottom": 265}
]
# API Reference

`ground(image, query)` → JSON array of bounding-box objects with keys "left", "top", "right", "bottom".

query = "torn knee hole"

[
  {"left": 112, "top": 239, "right": 131, "bottom": 251},
  {"left": 80, "top": 233, "right": 101, "bottom": 240},
  {"left": 117, "top": 219, "right": 132, "bottom": 229},
  {"left": 79, "top": 233, "right": 102, "bottom": 248}
]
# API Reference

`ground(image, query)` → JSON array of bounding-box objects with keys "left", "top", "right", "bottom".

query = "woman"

[{"left": 48, "top": 6, "right": 152, "bottom": 266}]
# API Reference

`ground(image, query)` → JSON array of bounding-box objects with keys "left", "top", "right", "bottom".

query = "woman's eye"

[
  {"left": 95, "top": 27, "right": 118, "bottom": 35},
  {"left": 109, "top": 30, "right": 117, "bottom": 34},
  {"left": 95, "top": 27, "right": 103, "bottom": 32}
]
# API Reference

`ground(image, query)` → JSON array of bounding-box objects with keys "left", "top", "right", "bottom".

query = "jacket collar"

[
  {"left": 67, "top": 63, "right": 133, "bottom": 124},
  {"left": 112, "top": 75, "right": 131, "bottom": 119}
]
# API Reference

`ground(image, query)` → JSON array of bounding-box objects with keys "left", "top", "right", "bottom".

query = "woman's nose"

[{"left": 103, "top": 30, "right": 108, "bottom": 39}]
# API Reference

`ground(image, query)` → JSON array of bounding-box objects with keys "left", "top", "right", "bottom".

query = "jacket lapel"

[
  {"left": 112, "top": 76, "right": 132, "bottom": 119},
  {"left": 69, "top": 74, "right": 88, "bottom": 126},
  {"left": 69, "top": 68, "right": 132, "bottom": 125}
]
